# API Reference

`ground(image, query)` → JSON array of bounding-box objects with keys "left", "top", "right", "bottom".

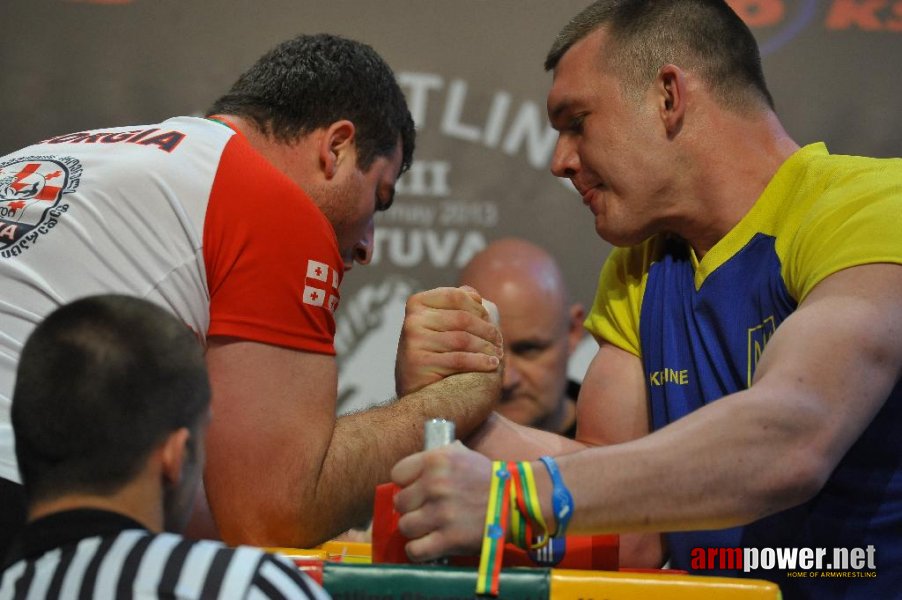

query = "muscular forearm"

[
  {"left": 466, "top": 412, "right": 586, "bottom": 460},
  {"left": 539, "top": 387, "right": 833, "bottom": 537},
  {"left": 301, "top": 371, "right": 501, "bottom": 545},
  {"left": 205, "top": 329, "right": 502, "bottom": 549}
]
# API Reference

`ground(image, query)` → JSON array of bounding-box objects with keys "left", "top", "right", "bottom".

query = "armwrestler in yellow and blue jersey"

[{"left": 587, "top": 143, "right": 902, "bottom": 596}]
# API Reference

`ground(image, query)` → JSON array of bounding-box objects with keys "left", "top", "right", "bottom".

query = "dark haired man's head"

[
  {"left": 208, "top": 33, "right": 415, "bottom": 174},
  {"left": 545, "top": 0, "right": 773, "bottom": 111},
  {"left": 12, "top": 295, "right": 210, "bottom": 517}
]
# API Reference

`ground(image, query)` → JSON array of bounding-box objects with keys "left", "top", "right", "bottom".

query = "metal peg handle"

[
  {"left": 423, "top": 418, "right": 455, "bottom": 566},
  {"left": 424, "top": 418, "right": 455, "bottom": 450}
]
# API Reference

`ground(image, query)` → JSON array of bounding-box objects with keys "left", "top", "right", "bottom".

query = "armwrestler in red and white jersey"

[{"left": 0, "top": 34, "right": 502, "bottom": 553}]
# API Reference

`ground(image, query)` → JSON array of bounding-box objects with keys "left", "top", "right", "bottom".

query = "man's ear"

[
  {"left": 656, "top": 64, "right": 687, "bottom": 138},
  {"left": 160, "top": 427, "right": 191, "bottom": 486},
  {"left": 319, "top": 120, "right": 357, "bottom": 180},
  {"left": 567, "top": 303, "right": 586, "bottom": 354}
]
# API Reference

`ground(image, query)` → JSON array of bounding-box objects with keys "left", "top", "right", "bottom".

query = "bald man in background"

[{"left": 458, "top": 238, "right": 585, "bottom": 437}]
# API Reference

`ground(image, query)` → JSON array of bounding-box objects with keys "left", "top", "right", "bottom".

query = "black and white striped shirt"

[{"left": 0, "top": 510, "right": 330, "bottom": 599}]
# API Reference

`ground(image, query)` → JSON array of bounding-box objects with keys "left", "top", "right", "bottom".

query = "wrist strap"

[
  {"left": 509, "top": 461, "right": 550, "bottom": 550},
  {"left": 476, "top": 461, "right": 510, "bottom": 596},
  {"left": 538, "top": 456, "right": 574, "bottom": 538}
]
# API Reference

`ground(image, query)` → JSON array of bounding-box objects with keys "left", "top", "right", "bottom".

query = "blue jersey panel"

[
  {"left": 640, "top": 234, "right": 796, "bottom": 428},
  {"left": 639, "top": 234, "right": 901, "bottom": 598}
]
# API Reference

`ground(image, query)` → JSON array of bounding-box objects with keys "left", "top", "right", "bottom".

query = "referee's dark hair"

[
  {"left": 207, "top": 33, "right": 416, "bottom": 175},
  {"left": 11, "top": 295, "right": 210, "bottom": 503}
]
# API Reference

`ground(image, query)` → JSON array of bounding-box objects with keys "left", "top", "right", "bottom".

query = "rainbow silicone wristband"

[{"left": 538, "top": 456, "right": 573, "bottom": 538}]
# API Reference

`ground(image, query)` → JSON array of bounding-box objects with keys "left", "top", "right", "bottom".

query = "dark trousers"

[{"left": 0, "top": 477, "right": 26, "bottom": 565}]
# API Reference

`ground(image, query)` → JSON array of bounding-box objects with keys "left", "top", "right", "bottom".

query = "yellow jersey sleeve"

[
  {"left": 783, "top": 156, "right": 902, "bottom": 302},
  {"left": 584, "top": 240, "right": 655, "bottom": 358}
]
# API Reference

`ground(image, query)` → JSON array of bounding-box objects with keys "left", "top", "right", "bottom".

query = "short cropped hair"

[
  {"left": 208, "top": 33, "right": 415, "bottom": 174},
  {"left": 545, "top": 0, "right": 774, "bottom": 111},
  {"left": 12, "top": 295, "right": 210, "bottom": 502}
]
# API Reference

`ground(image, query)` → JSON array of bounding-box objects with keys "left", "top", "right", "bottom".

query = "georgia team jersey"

[
  {"left": 586, "top": 144, "right": 902, "bottom": 597},
  {"left": 0, "top": 116, "right": 344, "bottom": 483}
]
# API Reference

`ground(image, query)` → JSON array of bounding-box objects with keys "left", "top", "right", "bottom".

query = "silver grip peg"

[{"left": 424, "top": 418, "right": 455, "bottom": 450}]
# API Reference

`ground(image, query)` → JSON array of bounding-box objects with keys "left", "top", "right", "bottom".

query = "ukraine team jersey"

[{"left": 586, "top": 143, "right": 902, "bottom": 598}]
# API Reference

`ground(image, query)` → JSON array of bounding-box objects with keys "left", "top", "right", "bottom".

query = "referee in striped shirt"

[{"left": 0, "top": 295, "right": 328, "bottom": 599}]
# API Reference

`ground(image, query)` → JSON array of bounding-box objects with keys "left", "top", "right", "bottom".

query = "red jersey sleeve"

[{"left": 202, "top": 133, "right": 343, "bottom": 355}]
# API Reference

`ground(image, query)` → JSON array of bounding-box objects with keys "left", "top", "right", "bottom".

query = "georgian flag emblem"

[
  {"left": 307, "top": 259, "right": 329, "bottom": 282},
  {"left": 303, "top": 259, "right": 340, "bottom": 312},
  {"left": 302, "top": 285, "right": 326, "bottom": 307}
]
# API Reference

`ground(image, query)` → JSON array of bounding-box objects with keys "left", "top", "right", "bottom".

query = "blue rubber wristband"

[{"left": 538, "top": 455, "right": 573, "bottom": 538}]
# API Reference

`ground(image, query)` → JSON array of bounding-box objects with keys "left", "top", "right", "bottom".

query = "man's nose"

[
  {"left": 550, "top": 135, "right": 579, "bottom": 179},
  {"left": 502, "top": 355, "right": 522, "bottom": 391},
  {"left": 353, "top": 221, "right": 375, "bottom": 266}
]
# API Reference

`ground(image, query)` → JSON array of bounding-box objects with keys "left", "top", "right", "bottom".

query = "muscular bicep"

[
  {"left": 576, "top": 340, "right": 650, "bottom": 446},
  {"left": 750, "top": 263, "right": 902, "bottom": 470},
  {"left": 203, "top": 337, "right": 337, "bottom": 545}
]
